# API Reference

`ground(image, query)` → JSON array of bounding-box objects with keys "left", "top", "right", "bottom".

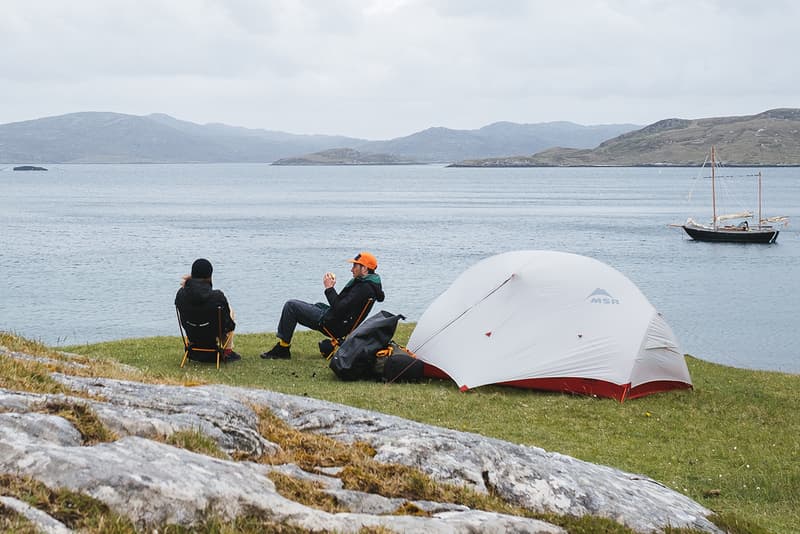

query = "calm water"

[{"left": 1, "top": 163, "right": 798, "bottom": 374}]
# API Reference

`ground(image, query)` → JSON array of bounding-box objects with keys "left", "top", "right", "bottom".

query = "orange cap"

[{"left": 347, "top": 251, "right": 377, "bottom": 270}]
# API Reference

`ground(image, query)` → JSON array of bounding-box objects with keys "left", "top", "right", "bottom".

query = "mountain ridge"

[
  {"left": 0, "top": 111, "right": 637, "bottom": 164},
  {"left": 452, "top": 108, "right": 800, "bottom": 167}
]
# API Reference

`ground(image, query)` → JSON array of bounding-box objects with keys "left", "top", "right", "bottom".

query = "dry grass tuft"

[
  {"left": 1, "top": 331, "right": 192, "bottom": 395},
  {"left": 393, "top": 501, "right": 431, "bottom": 517},
  {"left": 0, "top": 475, "right": 136, "bottom": 533},
  {"left": 0, "top": 333, "right": 63, "bottom": 359},
  {"left": 0, "top": 502, "right": 37, "bottom": 534},
  {"left": 0, "top": 351, "right": 73, "bottom": 395},
  {"left": 255, "top": 405, "right": 375, "bottom": 469},
  {"left": 39, "top": 400, "right": 117, "bottom": 444},
  {"left": 267, "top": 471, "right": 346, "bottom": 513},
  {"left": 253, "top": 405, "right": 648, "bottom": 532}
]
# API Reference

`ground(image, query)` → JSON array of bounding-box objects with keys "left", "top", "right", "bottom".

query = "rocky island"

[
  {"left": 272, "top": 148, "right": 418, "bottom": 165},
  {"left": 12, "top": 165, "right": 48, "bottom": 171}
]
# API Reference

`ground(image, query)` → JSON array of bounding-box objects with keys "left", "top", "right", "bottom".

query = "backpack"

[
  {"left": 376, "top": 341, "right": 425, "bottom": 382},
  {"left": 329, "top": 311, "right": 405, "bottom": 381}
]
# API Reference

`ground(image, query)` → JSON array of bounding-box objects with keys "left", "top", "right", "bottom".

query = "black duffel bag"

[
  {"left": 329, "top": 310, "right": 404, "bottom": 381},
  {"left": 381, "top": 342, "right": 425, "bottom": 383}
]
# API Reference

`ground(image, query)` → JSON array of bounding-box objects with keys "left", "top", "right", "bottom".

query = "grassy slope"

[{"left": 64, "top": 324, "right": 799, "bottom": 533}]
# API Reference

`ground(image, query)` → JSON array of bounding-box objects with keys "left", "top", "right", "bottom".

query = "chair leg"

[
  {"left": 180, "top": 349, "right": 190, "bottom": 368},
  {"left": 218, "top": 331, "right": 234, "bottom": 370}
]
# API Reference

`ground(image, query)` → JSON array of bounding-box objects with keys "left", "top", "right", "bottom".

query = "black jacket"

[
  {"left": 320, "top": 274, "right": 385, "bottom": 339},
  {"left": 175, "top": 279, "right": 235, "bottom": 340}
]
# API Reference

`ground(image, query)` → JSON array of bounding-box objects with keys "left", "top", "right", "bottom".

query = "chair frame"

[
  {"left": 177, "top": 306, "right": 233, "bottom": 370},
  {"left": 320, "top": 297, "right": 374, "bottom": 360}
]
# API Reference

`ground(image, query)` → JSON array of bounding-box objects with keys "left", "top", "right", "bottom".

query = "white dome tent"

[{"left": 408, "top": 251, "right": 692, "bottom": 401}]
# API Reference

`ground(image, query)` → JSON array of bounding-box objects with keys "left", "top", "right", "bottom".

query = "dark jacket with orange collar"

[{"left": 320, "top": 273, "right": 385, "bottom": 338}]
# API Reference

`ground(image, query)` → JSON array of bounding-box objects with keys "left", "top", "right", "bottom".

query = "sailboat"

[{"left": 681, "top": 147, "right": 786, "bottom": 243}]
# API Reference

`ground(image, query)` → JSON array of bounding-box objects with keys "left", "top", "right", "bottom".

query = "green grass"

[{"left": 51, "top": 326, "right": 798, "bottom": 532}]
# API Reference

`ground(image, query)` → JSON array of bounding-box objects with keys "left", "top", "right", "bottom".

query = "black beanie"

[{"left": 191, "top": 258, "right": 213, "bottom": 278}]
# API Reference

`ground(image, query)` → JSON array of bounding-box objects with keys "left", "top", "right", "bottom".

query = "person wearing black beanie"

[
  {"left": 191, "top": 258, "right": 213, "bottom": 279},
  {"left": 175, "top": 258, "right": 241, "bottom": 362}
]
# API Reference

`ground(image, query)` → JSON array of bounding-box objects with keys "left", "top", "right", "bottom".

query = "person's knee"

[{"left": 284, "top": 299, "right": 304, "bottom": 314}]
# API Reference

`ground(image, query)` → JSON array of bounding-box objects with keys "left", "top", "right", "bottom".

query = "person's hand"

[
  {"left": 181, "top": 274, "right": 191, "bottom": 287},
  {"left": 323, "top": 271, "right": 336, "bottom": 289}
]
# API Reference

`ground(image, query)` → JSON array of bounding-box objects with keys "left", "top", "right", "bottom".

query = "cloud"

[{"left": 1, "top": 0, "right": 798, "bottom": 138}]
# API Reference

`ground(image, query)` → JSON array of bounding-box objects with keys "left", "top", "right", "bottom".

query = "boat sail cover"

[
  {"left": 408, "top": 251, "right": 693, "bottom": 401},
  {"left": 716, "top": 211, "right": 752, "bottom": 223}
]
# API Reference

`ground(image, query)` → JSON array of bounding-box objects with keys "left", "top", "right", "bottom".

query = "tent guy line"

[{"left": 411, "top": 273, "right": 515, "bottom": 352}]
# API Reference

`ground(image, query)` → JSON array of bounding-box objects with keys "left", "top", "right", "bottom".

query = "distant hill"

[
  {"left": 452, "top": 109, "right": 800, "bottom": 167},
  {"left": 272, "top": 148, "right": 417, "bottom": 165},
  {"left": 0, "top": 112, "right": 364, "bottom": 164},
  {"left": 0, "top": 112, "right": 638, "bottom": 164},
  {"left": 355, "top": 122, "right": 639, "bottom": 163}
]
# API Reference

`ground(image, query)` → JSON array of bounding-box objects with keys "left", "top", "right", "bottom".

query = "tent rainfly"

[{"left": 408, "top": 250, "right": 692, "bottom": 401}]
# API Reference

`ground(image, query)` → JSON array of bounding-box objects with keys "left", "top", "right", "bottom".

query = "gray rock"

[
  {"left": 0, "top": 496, "right": 72, "bottom": 534},
  {"left": 50, "top": 374, "right": 276, "bottom": 457},
  {"left": 0, "top": 427, "right": 562, "bottom": 532},
  {"left": 219, "top": 386, "right": 722, "bottom": 533},
  {"left": 0, "top": 347, "right": 722, "bottom": 532},
  {"left": 0, "top": 411, "right": 83, "bottom": 447}
]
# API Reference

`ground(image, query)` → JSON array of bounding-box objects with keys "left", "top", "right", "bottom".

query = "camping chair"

[
  {"left": 176, "top": 305, "right": 234, "bottom": 370},
  {"left": 319, "top": 297, "right": 374, "bottom": 360}
]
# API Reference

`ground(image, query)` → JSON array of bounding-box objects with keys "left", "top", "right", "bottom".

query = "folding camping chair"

[
  {"left": 319, "top": 297, "right": 374, "bottom": 360},
  {"left": 177, "top": 305, "right": 234, "bottom": 370}
]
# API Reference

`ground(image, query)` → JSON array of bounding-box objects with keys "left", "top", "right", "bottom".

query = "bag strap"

[
  {"left": 382, "top": 342, "right": 421, "bottom": 384},
  {"left": 375, "top": 346, "right": 394, "bottom": 358}
]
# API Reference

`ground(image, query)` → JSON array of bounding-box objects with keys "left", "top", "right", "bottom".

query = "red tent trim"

[{"left": 422, "top": 363, "right": 692, "bottom": 402}]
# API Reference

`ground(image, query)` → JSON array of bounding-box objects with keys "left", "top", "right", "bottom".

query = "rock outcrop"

[
  {"left": 12, "top": 165, "right": 48, "bottom": 171},
  {"left": 0, "top": 346, "right": 721, "bottom": 533}
]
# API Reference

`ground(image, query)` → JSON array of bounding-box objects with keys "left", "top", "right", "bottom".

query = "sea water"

[{"left": 1, "top": 163, "right": 798, "bottom": 373}]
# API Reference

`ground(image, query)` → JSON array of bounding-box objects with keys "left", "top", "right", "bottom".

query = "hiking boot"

[
  {"left": 260, "top": 342, "right": 291, "bottom": 360},
  {"left": 224, "top": 351, "right": 241, "bottom": 362},
  {"left": 318, "top": 338, "right": 336, "bottom": 359}
]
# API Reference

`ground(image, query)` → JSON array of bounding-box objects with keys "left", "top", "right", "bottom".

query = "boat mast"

[
  {"left": 758, "top": 170, "right": 763, "bottom": 229},
  {"left": 711, "top": 146, "right": 717, "bottom": 230}
]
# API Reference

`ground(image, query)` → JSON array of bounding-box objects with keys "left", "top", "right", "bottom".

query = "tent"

[{"left": 408, "top": 250, "right": 692, "bottom": 401}]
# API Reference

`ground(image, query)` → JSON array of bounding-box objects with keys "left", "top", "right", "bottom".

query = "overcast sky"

[{"left": 2, "top": 0, "right": 798, "bottom": 139}]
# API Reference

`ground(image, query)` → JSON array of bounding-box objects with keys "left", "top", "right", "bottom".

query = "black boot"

[
  {"left": 260, "top": 342, "right": 291, "bottom": 360},
  {"left": 224, "top": 350, "right": 241, "bottom": 362}
]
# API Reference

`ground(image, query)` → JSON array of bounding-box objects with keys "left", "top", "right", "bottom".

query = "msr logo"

[{"left": 586, "top": 288, "right": 620, "bottom": 304}]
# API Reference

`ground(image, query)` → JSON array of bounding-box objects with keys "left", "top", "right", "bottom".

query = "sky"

[{"left": 2, "top": 0, "right": 798, "bottom": 140}]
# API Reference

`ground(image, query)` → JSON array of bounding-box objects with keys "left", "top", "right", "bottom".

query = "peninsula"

[{"left": 451, "top": 108, "right": 800, "bottom": 167}]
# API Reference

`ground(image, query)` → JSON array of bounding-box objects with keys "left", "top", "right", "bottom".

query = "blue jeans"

[{"left": 277, "top": 299, "right": 327, "bottom": 343}]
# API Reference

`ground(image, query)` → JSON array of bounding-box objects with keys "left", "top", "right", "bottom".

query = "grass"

[
  {"left": 163, "top": 428, "right": 228, "bottom": 459},
  {"left": 59, "top": 324, "right": 800, "bottom": 533},
  {"left": 2, "top": 327, "right": 797, "bottom": 532},
  {"left": 254, "top": 405, "right": 639, "bottom": 532},
  {"left": 0, "top": 475, "right": 318, "bottom": 534},
  {"left": 38, "top": 400, "right": 118, "bottom": 444},
  {"left": 0, "top": 474, "right": 137, "bottom": 533}
]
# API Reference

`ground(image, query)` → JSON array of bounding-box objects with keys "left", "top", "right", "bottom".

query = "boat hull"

[{"left": 682, "top": 225, "right": 779, "bottom": 243}]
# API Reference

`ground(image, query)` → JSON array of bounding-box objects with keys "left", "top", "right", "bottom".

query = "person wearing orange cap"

[{"left": 260, "top": 251, "right": 385, "bottom": 360}]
